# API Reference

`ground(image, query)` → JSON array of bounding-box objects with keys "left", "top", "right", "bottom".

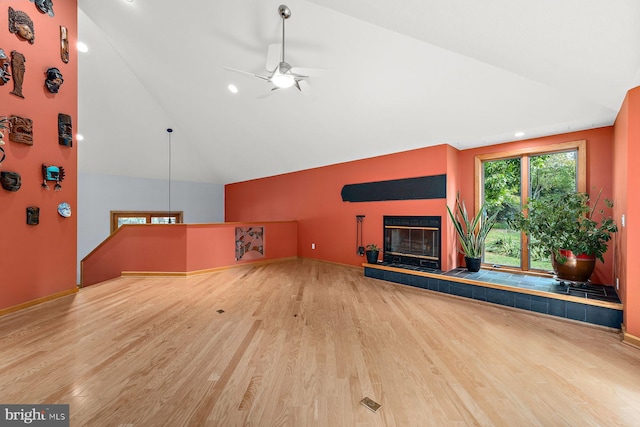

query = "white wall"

[{"left": 77, "top": 172, "right": 224, "bottom": 282}]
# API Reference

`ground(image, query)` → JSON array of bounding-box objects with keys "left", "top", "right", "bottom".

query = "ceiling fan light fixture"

[{"left": 272, "top": 73, "right": 295, "bottom": 89}]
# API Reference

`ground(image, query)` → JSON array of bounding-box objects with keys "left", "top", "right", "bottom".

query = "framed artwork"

[{"left": 235, "top": 227, "right": 264, "bottom": 261}]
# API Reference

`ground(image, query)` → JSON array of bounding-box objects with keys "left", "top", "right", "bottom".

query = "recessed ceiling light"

[
  {"left": 228, "top": 84, "right": 238, "bottom": 94},
  {"left": 77, "top": 41, "right": 88, "bottom": 53},
  {"left": 515, "top": 131, "right": 525, "bottom": 137},
  {"left": 76, "top": 134, "right": 84, "bottom": 141}
]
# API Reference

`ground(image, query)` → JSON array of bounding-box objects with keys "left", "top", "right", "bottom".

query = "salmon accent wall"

[
  {"left": 226, "top": 128, "right": 616, "bottom": 280},
  {"left": 614, "top": 86, "right": 640, "bottom": 339},
  {"left": 457, "top": 127, "right": 615, "bottom": 284},
  {"left": 81, "top": 222, "right": 298, "bottom": 287},
  {"left": 226, "top": 144, "right": 454, "bottom": 270},
  {"left": 445, "top": 144, "right": 460, "bottom": 270},
  {"left": 1, "top": 1, "right": 78, "bottom": 311}
]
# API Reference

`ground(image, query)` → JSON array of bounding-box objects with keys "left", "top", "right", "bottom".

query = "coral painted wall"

[
  {"left": 226, "top": 127, "right": 616, "bottom": 283},
  {"left": 81, "top": 222, "right": 298, "bottom": 287},
  {"left": 456, "top": 127, "right": 615, "bottom": 284},
  {"left": 0, "top": 1, "right": 78, "bottom": 310},
  {"left": 226, "top": 144, "right": 455, "bottom": 270},
  {"left": 614, "top": 86, "right": 640, "bottom": 339}
]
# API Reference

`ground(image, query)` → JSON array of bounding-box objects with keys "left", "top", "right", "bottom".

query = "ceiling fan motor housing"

[{"left": 278, "top": 5, "right": 291, "bottom": 19}]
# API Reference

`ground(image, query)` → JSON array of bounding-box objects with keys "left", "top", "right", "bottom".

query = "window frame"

[
  {"left": 110, "top": 210, "right": 183, "bottom": 233},
  {"left": 474, "top": 139, "right": 586, "bottom": 272}
]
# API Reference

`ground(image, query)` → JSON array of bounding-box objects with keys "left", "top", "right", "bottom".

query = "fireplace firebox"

[{"left": 383, "top": 216, "right": 441, "bottom": 270}]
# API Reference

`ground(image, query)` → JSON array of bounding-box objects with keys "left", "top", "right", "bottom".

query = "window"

[
  {"left": 110, "top": 211, "right": 183, "bottom": 233},
  {"left": 475, "top": 140, "right": 586, "bottom": 272}
]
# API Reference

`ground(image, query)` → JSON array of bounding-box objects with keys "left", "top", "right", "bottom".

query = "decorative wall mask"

[
  {"left": 0, "top": 147, "right": 5, "bottom": 165},
  {"left": 0, "top": 49, "right": 11, "bottom": 85},
  {"left": 57, "top": 202, "right": 71, "bottom": 218},
  {"left": 58, "top": 114, "right": 72, "bottom": 147},
  {"left": 8, "top": 7, "right": 35, "bottom": 44},
  {"left": 10, "top": 51, "right": 25, "bottom": 98},
  {"left": 26, "top": 207, "right": 40, "bottom": 225},
  {"left": 42, "top": 164, "right": 65, "bottom": 190},
  {"left": 1, "top": 171, "right": 21, "bottom": 192},
  {"left": 9, "top": 116, "right": 33, "bottom": 145},
  {"left": 60, "top": 26, "right": 69, "bottom": 64},
  {"left": 0, "top": 116, "right": 8, "bottom": 144},
  {"left": 45, "top": 67, "right": 63, "bottom": 93},
  {"left": 30, "top": 0, "right": 54, "bottom": 17}
]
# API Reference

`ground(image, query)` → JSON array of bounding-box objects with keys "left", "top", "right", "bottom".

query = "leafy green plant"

[
  {"left": 511, "top": 190, "right": 617, "bottom": 263},
  {"left": 366, "top": 243, "right": 379, "bottom": 252},
  {"left": 447, "top": 193, "right": 498, "bottom": 259}
]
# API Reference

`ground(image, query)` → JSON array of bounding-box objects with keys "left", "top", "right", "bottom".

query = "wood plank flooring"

[{"left": 1, "top": 259, "right": 640, "bottom": 426}]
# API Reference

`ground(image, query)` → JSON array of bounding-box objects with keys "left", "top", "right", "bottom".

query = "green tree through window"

[{"left": 478, "top": 141, "right": 584, "bottom": 272}]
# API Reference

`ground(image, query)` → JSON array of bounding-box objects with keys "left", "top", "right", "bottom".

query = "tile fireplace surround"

[{"left": 364, "top": 263, "right": 622, "bottom": 329}]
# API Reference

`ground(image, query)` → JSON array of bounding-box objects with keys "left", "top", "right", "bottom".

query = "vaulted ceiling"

[{"left": 77, "top": 0, "right": 640, "bottom": 184}]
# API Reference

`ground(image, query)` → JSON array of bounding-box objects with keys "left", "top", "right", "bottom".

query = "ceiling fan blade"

[
  {"left": 266, "top": 44, "right": 281, "bottom": 72},
  {"left": 290, "top": 66, "right": 328, "bottom": 77},
  {"left": 223, "top": 67, "right": 270, "bottom": 82},
  {"left": 256, "top": 87, "right": 280, "bottom": 99},
  {"left": 296, "top": 80, "right": 314, "bottom": 97}
]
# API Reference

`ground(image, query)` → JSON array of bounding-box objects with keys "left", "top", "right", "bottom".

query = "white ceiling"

[{"left": 77, "top": 0, "right": 640, "bottom": 184}]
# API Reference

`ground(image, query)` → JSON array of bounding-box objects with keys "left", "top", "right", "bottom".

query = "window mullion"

[{"left": 521, "top": 155, "right": 530, "bottom": 271}]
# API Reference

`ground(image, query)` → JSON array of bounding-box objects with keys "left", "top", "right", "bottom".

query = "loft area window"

[{"left": 110, "top": 211, "right": 183, "bottom": 233}]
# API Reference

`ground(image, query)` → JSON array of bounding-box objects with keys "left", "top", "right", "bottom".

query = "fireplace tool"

[{"left": 356, "top": 215, "right": 365, "bottom": 255}]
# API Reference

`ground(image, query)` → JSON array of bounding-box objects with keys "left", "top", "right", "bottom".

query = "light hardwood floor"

[{"left": 1, "top": 259, "right": 640, "bottom": 426}]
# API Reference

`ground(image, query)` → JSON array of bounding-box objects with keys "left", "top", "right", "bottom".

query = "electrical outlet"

[
  {"left": 616, "top": 278, "right": 619, "bottom": 290},
  {"left": 312, "top": 243, "right": 315, "bottom": 250},
  {"left": 622, "top": 214, "right": 626, "bottom": 227}
]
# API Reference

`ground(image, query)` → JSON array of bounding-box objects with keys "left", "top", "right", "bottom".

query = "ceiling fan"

[{"left": 224, "top": 4, "right": 319, "bottom": 94}]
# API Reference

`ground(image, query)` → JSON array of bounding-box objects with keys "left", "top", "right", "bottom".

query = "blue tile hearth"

[{"left": 364, "top": 264, "right": 623, "bottom": 329}]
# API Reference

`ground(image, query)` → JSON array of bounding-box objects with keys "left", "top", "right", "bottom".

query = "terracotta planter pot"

[{"left": 552, "top": 249, "right": 596, "bottom": 283}]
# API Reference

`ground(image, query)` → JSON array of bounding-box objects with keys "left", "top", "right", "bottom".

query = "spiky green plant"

[{"left": 447, "top": 193, "right": 498, "bottom": 259}]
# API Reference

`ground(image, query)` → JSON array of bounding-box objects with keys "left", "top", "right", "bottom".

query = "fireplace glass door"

[{"left": 383, "top": 216, "right": 441, "bottom": 269}]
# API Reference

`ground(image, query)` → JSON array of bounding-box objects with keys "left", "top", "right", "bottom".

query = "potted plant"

[
  {"left": 447, "top": 193, "right": 498, "bottom": 272},
  {"left": 512, "top": 190, "right": 617, "bottom": 283},
  {"left": 365, "top": 243, "right": 380, "bottom": 264}
]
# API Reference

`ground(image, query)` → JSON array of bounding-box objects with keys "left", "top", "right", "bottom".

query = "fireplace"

[{"left": 383, "top": 216, "right": 441, "bottom": 270}]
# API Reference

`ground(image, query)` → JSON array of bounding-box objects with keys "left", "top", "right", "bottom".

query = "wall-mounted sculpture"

[
  {"left": 9, "top": 116, "right": 33, "bottom": 145},
  {"left": 45, "top": 67, "right": 63, "bottom": 93},
  {"left": 26, "top": 207, "right": 40, "bottom": 225},
  {"left": 42, "top": 164, "right": 65, "bottom": 191},
  {"left": 0, "top": 116, "right": 8, "bottom": 144},
  {"left": 58, "top": 114, "right": 72, "bottom": 147},
  {"left": 57, "top": 202, "right": 71, "bottom": 218},
  {"left": 8, "top": 7, "right": 35, "bottom": 44},
  {"left": 0, "top": 48, "right": 11, "bottom": 85},
  {"left": 10, "top": 51, "right": 25, "bottom": 98},
  {"left": 0, "top": 147, "right": 5, "bottom": 166},
  {"left": 30, "top": 0, "right": 54, "bottom": 17},
  {"left": 1, "top": 171, "right": 22, "bottom": 192},
  {"left": 60, "top": 26, "right": 69, "bottom": 63},
  {"left": 235, "top": 226, "right": 264, "bottom": 261}
]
